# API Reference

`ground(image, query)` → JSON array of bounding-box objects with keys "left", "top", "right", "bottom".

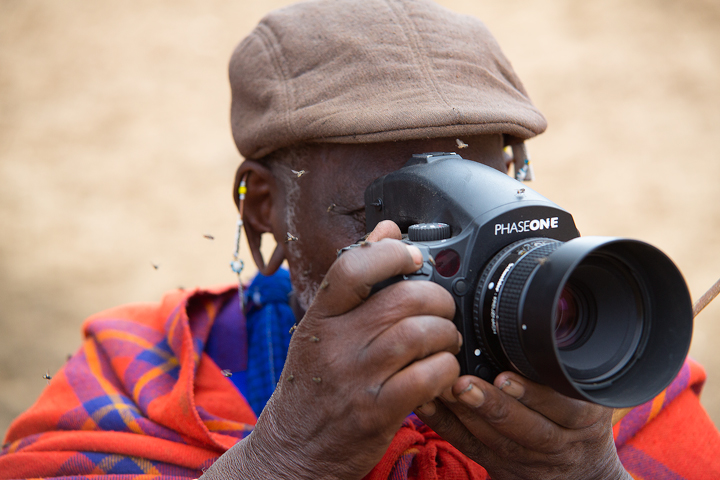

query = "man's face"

[{"left": 276, "top": 135, "right": 507, "bottom": 310}]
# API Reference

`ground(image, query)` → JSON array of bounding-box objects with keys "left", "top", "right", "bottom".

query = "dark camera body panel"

[{"left": 365, "top": 153, "right": 580, "bottom": 380}]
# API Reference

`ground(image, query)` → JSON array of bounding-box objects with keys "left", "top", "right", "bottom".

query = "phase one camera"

[{"left": 361, "top": 152, "right": 692, "bottom": 408}]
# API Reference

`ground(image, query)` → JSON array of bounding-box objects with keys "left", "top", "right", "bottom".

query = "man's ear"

[{"left": 233, "top": 161, "right": 285, "bottom": 275}]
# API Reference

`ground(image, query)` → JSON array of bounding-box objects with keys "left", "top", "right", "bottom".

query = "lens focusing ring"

[
  {"left": 473, "top": 240, "right": 545, "bottom": 374},
  {"left": 496, "top": 242, "right": 562, "bottom": 383}
]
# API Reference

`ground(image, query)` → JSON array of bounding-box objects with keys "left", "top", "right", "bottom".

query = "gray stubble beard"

[{"left": 274, "top": 155, "right": 320, "bottom": 313}]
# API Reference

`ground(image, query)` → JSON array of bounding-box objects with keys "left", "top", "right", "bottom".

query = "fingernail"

[
  {"left": 415, "top": 400, "right": 436, "bottom": 416},
  {"left": 499, "top": 379, "right": 524, "bottom": 399},
  {"left": 405, "top": 244, "right": 423, "bottom": 266},
  {"left": 457, "top": 332, "right": 463, "bottom": 349},
  {"left": 458, "top": 383, "right": 485, "bottom": 408}
]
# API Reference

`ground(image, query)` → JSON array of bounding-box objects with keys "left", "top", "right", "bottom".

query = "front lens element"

[{"left": 554, "top": 286, "right": 581, "bottom": 349}]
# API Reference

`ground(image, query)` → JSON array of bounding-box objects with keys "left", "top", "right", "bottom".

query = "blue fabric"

[
  {"left": 204, "top": 268, "right": 296, "bottom": 417},
  {"left": 244, "top": 268, "right": 296, "bottom": 416},
  {"left": 244, "top": 269, "right": 296, "bottom": 417}
]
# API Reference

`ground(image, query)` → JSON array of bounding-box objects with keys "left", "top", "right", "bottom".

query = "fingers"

[
  {"left": 492, "top": 372, "right": 607, "bottom": 429},
  {"left": 355, "top": 280, "right": 456, "bottom": 335},
  {"left": 377, "top": 351, "right": 460, "bottom": 420},
  {"left": 446, "top": 376, "right": 568, "bottom": 454},
  {"left": 309, "top": 238, "right": 423, "bottom": 317},
  {"left": 423, "top": 375, "right": 621, "bottom": 480},
  {"left": 365, "top": 220, "right": 402, "bottom": 242},
  {"left": 414, "top": 399, "right": 496, "bottom": 463},
  {"left": 363, "top": 314, "right": 461, "bottom": 374},
  {"left": 417, "top": 381, "right": 623, "bottom": 480},
  {"left": 418, "top": 391, "right": 567, "bottom": 478}
]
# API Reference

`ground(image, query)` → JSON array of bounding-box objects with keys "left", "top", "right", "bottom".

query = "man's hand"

[
  {"left": 203, "top": 221, "right": 462, "bottom": 480},
  {"left": 415, "top": 372, "right": 631, "bottom": 480}
]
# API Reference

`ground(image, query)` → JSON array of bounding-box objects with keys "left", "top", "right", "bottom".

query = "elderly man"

[{"left": 2, "top": 0, "right": 719, "bottom": 479}]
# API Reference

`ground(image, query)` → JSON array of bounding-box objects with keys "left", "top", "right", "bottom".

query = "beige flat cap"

[{"left": 230, "top": 0, "right": 546, "bottom": 160}]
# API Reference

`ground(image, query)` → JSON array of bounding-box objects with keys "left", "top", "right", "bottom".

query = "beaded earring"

[{"left": 230, "top": 173, "right": 249, "bottom": 309}]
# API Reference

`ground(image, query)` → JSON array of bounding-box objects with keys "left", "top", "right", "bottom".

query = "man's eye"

[{"left": 328, "top": 203, "right": 365, "bottom": 223}]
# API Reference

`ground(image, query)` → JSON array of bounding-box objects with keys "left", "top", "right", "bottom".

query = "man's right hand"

[{"left": 203, "top": 221, "right": 462, "bottom": 479}]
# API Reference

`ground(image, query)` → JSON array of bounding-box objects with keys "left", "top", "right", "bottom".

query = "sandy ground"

[{"left": 2, "top": 0, "right": 720, "bottom": 438}]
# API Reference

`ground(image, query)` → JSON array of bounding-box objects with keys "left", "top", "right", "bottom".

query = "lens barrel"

[{"left": 475, "top": 236, "right": 692, "bottom": 408}]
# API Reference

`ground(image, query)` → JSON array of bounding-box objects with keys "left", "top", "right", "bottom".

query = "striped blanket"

[{"left": 2, "top": 283, "right": 719, "bottom": 479}]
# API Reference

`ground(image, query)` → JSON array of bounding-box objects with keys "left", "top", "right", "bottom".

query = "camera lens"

[
  {"left": 474, "top": 236, "right": 693, "bottom": 408},
  {"left": 554, "top": 285, "right": 586, "bottom": 349}
]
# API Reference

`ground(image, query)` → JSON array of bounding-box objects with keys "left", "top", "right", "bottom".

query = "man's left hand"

[{"left": 415, "top": 372, "right": 632, "bottom": 480}]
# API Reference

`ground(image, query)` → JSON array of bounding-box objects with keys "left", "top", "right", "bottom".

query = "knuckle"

[
  {"left": 333, "top": 251, "right": 368, "bottom": 286},
  {"left": 383, "top": 282, "right": 427, "bottom": 313},
  {"left": 407, "top": 317, "right": 458, "bottom": 357},
  {"left": 386, "top": 319, "right": 423, "bottom": 358},
  {"left": 407, "top": 366, "right": 436, "bottom": 393},
  {"left": 402, "top": 316, "right": 434, "bottom": 344},
  {"left": 378, "top": 329, "right": 410, "bottom": 362},
  {"left": 382, "top": 280, "right": 452, "bottom": 317}
]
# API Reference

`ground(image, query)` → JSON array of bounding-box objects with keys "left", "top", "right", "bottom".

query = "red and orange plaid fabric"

[
  {"left": 1, "top": 286, "right": 255, "bottom": 479},
  {"left": 2, "top": 285, "right": 719, "bottom": 479}
]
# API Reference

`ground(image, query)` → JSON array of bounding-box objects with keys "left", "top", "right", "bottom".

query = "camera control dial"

[{"left": 408, "top": 222, "right": 451, "bottom": 241}]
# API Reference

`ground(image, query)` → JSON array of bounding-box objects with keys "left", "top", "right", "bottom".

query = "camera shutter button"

[{"left": 408, "top": 223, "right": 451, "bottom": 241}]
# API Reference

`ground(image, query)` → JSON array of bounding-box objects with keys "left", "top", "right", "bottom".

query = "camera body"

[{"left": 362, "top": 153, "right": 692, "bottom": 408}]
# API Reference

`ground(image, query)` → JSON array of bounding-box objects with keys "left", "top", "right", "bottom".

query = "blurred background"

[{"left": 1, "top": 0, "right": 719, "bottom": 437}]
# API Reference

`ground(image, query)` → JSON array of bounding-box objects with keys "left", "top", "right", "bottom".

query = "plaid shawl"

[{"left": 2, "top": 282, "right": 719, "bottom": 479}]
